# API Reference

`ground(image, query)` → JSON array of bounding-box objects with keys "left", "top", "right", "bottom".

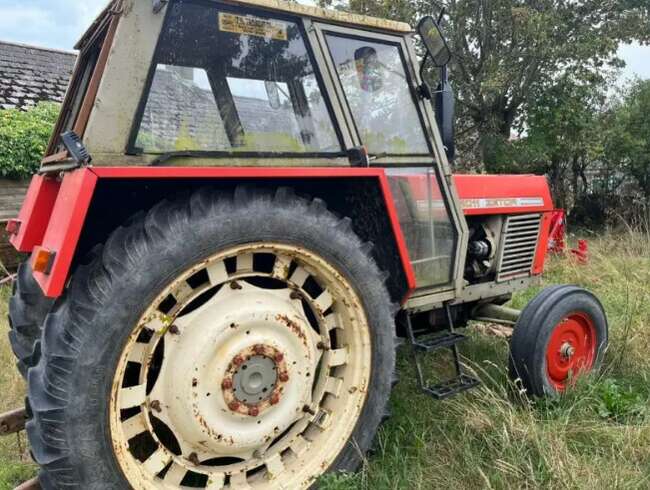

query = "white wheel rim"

[{"left": 109, "top": 243, "right": 372, "bottom": 489}]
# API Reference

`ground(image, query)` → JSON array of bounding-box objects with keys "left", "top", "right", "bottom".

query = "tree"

[
  {"left": 603, "top": 80, "right": 650, "bottom": 225},
  {"left": 319, "top": 0, "right": 649, "bottom": 169}
]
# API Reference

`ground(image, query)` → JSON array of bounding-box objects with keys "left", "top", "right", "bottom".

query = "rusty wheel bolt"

[
  {"left": 279, "top": 372, "right": 289, "bottom": 382},
  {"left": 149, "top": 400, "right": 162, "bottom": 413},
  {"left": 168, "top": 324, "right": 180, "bottom": 335},
  {"left": 270, "top": 393, "right": 280, "bottom": 405},
  {"left": 221, "top": 378, "right": 233, "bottom": 390},
  {"left": 228, "top": 401, "right": 241, "bottom": 411},
  {"left": 248, "top": 406, "right": 260, "bottom": 417},
  {"left": 274, "top": 353, "right": 284, "bottom": 363},
  {"left": 253, "top": 344, "right": 265, "bottom": 355},
  {"left": 233, "top": 355, "right": 244, "bottom": 366}
]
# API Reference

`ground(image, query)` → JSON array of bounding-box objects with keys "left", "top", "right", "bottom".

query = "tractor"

[{"left": 4, "top": 0, "right": 608, "bottom": 488}]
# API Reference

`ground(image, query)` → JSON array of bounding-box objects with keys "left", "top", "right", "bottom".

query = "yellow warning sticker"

[{"left": 218, "top": 13, "right": 288, "bottom": 41}]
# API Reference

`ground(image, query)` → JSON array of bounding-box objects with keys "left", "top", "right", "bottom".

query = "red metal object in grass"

[
  {"left": 547, "top": 209, "right": 566, "bottom": 254},
  {"left": 571, "top": 240, "right": 589, "bottom": 265},
  {"left": 546, "top": 312, "right": 597, "bottom": 391}
]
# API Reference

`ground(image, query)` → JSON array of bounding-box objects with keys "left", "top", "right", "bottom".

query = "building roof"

[{"left": 0, "top": 40, "right": 77, "bottom": 111}]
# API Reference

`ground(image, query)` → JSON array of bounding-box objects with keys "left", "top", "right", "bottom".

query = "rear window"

[
  {"left": 132, "top": 1, "right": 341, "bottom": 155},
  {"left": 46, "top": 23, "right": 109, "bottom": 156}
]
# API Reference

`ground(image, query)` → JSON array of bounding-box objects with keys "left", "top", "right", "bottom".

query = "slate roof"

[{"left": 0, "top": 40, "right": 76, "bottom": 111}]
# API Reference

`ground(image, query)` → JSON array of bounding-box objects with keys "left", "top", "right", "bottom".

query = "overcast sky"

[{"left": 0, "top": 0, "right": 648, "bottom": 80}]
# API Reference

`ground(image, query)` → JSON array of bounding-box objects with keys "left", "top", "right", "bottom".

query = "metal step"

[
  {"left": 412, "top": 332, "right": 467, "bottom": 352},
  {"left": 424, "top": 374, "right": 480, "bottom": 400}
]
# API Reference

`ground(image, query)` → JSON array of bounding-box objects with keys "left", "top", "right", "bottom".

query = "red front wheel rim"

[{"left": 546, "top": 312, "right": 597, "bottom": 391}]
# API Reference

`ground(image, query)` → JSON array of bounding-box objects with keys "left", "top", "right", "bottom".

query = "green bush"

[{"left": 0, "top": 103, "right": 59, "bottom": 180}]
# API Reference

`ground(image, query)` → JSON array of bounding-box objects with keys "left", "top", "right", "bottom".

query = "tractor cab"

[{"left": 41, "top": 0, "right": 468, "bottom": 300}]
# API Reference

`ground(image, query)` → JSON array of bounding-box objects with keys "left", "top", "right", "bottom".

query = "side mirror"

[
  {"left": 355, "top": 46, "right": 383, "bottom": 93},
  {"left": 436, "top": 75, "right": 455, "bottom": 162},
  {"left": 417, "top": 16, "right": 452, "bottom": 67},
  {"left": 265, "top": 81, "right": 282, "bottom": 109}
]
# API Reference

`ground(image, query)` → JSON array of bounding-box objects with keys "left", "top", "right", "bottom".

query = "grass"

[{"left": 0, "top": 233, "right": 648, "bottom": 488}]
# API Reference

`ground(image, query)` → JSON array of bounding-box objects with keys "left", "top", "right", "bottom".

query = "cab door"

[{"left": 306, "top": 22, "right": 469, "bottom": 304}]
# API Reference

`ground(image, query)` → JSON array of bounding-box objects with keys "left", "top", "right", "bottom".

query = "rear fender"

[{"left": 8, "top": 167, "right": 416, "bottom": 303}]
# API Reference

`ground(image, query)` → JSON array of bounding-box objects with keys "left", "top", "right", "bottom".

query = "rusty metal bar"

[
  {"left": 472, "top": 303, "right": 521, "bottom": 326},
  {"left": 14, "top": 478, "right": 40, "bottom": 490},
  {"left": 0, "top": 408, "right": 26, "bottom": 436}
]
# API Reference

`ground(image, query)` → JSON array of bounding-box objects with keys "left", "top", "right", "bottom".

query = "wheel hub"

[
  {"left": 147, "top": 282, "right": 322, "bottom": 459},
  {"left": 560, "top": 341, "right": 576, "bottom": 360},
  {"left": 222, "top": 345, "right": 289, "bottom": 416}
]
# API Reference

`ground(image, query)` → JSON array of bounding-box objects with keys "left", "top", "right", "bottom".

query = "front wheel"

[
  {"left": 509, "top": 285, "right": 608, "bottom": 396},
  {"left": 27, "top": 187, "right": 396, "bottom": 489}
]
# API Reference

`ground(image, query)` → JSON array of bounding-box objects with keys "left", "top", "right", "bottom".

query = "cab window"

[
  {"left": 325, "top": 34, "right": 429, "bottom": 156},
  {"left": 133, "top": 1, "right": 341, "bottom": 154}
]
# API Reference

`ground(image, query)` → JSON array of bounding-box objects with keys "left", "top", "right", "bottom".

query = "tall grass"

[
  {"left": 0, "top": 234, "right": 648, "bottom": 488},
  {"left": 321, "top": 233, "right": 650, "bottom": 489}
]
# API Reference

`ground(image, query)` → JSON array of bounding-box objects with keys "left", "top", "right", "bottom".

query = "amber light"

[{"left": 32, "top": 247, "right": 55, "bottom": 274}]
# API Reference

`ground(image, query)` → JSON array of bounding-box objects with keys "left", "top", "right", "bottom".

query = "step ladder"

[{"left": 405, "top": 303, "right": 480, "bottom": 400}]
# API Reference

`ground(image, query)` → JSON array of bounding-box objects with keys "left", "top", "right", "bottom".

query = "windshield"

[
  {"left": 325, "top": 34, "right": 430, "bottom": 156},
  {"left": 133, "top": 2, "right": 340, "bottom": 154}
]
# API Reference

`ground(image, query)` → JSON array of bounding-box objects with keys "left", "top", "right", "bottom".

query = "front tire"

[
  {"left": 509, "top": 285, "right": 608, "bottom": 396},
  {"left": 27, "top": 187, "right": 396, "bottom": 489}
]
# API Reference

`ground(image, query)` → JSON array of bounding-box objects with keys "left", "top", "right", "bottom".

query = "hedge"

[{"left": 0, "top": 103, "right": 59, "bottom": 180}]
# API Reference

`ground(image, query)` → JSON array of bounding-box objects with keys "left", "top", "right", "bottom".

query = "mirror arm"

[
  {"left": 417, "top": 52, "right": 432, "bottom": 100},
  {"left": 437, "top": 8, "right": 446, "bottom": 25},
  {"left": 419, "top": 51, "right": 430, "bottom": 83}
]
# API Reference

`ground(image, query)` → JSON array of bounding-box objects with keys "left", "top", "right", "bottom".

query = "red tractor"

[{"left": 5, "top": 1, "right": 607, "bottom": 488}]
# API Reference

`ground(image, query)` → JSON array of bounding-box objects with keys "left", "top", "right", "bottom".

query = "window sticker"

[{"left": 218, "top": 13, "right": 288, "bottom": 41}]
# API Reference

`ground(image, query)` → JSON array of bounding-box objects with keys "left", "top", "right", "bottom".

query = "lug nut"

[
  {"left": 228, "top": 401, "right": 241, "bottom": 411},
  {"left": 253, "top": 344, "right": 265, "bottom": 355},
  {"left": 230, "top": 281, "right": 243, "bottom": 290},
  {"left": 150, "top": 400, "right": 162, "bottom": 413},
  {"left": 248, "top": 406, "right": 260, "bottom": 417},
  {"left": 279, "top": 372, "right": 289, "bottom": 382},
  {"left": 168, "top": 324, "right": 180, "bottom": 335},
  {"left": 270, "top": 393, "right": 280, "bottom": 405},
  {"left": 221, "top": 378, "right": 233, "bottom": 390},
  {"left": 274, "top": 353, "right": 284, "bottom": 363},
  {"left": 233, "top": 355, "right": 244, "bottom": 366},
  {"left": 188, "top": 452, "right": 200, "bottom": 466},
  {"left": 290, "top": 291, "right": 301, "bottom": 300}
]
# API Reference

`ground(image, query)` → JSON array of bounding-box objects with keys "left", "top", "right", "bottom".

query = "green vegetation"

[
  {"left": 0, "top": 234, "right": 648, "bottom": 488},
  {"left": 0, "top": 286, "right": 37, "bottom": 489},
  {"left": 0, "top": 103, "right": 59, "bottom": 180}
]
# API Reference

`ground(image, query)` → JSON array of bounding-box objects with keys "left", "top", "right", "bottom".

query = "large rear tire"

[
  {"left": 27, "top": 187, "right": 397, "bottom": 489},
  {"left": 8, "top": 262, "right": 54, "bottom": 378},
  {"left": 509, "top": 285, "right": 608, "bottom": 396}
]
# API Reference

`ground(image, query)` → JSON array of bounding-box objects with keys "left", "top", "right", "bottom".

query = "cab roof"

[
  {"left": 221, "top": 0, "right": 413, "bottom": 33},
  {"left": 77, "top": 0, "right": 412, "bottom": 50}
]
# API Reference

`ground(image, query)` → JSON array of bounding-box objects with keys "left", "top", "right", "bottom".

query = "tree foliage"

[
  {"left": 0, "top": 103, "right": 59, "bottom": 180},
  {"left": 320, "top": 0, "right": 649, "bottom": 168}
]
